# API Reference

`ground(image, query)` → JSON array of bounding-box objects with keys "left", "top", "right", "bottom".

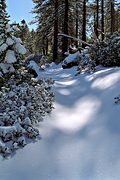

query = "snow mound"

[{"left": 63, "top": 51, "right": 80, "bottom": 64}]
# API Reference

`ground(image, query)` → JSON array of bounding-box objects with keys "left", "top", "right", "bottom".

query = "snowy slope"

[{"left": 0, "top": 64, "right": 120, "bottom": 180}]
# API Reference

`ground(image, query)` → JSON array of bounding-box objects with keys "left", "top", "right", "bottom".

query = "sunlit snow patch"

[
  {"left": 91, "top": 71, "right": 120, "bottom": 90},
  {"left": 58, "top": 89, "right": 71, "bottom": 96},
  {"left": 52, "top": 96, "right": 101, "bottom": 133}
]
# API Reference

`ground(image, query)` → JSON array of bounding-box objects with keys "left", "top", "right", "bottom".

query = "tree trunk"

[
  {"left": 94, "top": 12, "right": 97, "bottom": 36},
  {"left": 76, "top": 0, "right": 78, "bottom": 47},
  {"left": 101, "top": 0, "right": 104, "bottom": 40},
  {"left": 82, "top": 0, "right": 86, "bottom": 48},
  {"left": 62, "top": 0, "right": 69, "bottom": 55},
  {"left": 53, "top": 0, "right": 58, "bottom": 61},
  {"left": 111, "top": 0, "right": 115, "bottom": 35},
  {"left": 46, "top": 38, "right": 48, "bottom": 56},
  {"left": 96, "top": 0, "right": 99, "bottom": 38},
  {"left": 42, "top": 38, "right": 45, "bottom": 55}
]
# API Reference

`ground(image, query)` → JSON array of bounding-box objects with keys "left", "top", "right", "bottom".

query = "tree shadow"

[{"left": 34, "top": 67, "right": 120, "bottom": 179}]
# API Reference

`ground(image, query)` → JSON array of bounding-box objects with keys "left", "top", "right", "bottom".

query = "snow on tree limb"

[{"left": 58, "top": 33, "right": 92, "bottom": 47}]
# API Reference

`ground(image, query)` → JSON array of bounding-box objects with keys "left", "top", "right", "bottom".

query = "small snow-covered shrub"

[
  {"left": 0, "top": 65, "right": 54, "bottom": 157},
  {"left": 0, "top": 80, "right": 54, "bottom": 124},
  {"left": 76, "top": 49, "right": 96, "bottom": 75},
  {"left": 90, "top": 32, "right": 120, "bottom": 67}
]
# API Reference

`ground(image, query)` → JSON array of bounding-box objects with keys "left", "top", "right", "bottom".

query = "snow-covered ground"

[{"left": 0, "top": 64, "right": 120, "bottom": 180}]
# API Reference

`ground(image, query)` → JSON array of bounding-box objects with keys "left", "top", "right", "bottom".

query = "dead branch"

[{"left": 58, "top": 33, "right": 93, "bottom": 47}]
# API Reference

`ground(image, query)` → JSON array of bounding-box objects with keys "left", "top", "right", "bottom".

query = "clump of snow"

[
  {"left": 6, "top": 38, "right": 14, "bottom": 46},
  {"left": 64, "top": 52, "right": 69, "bottom": 56},
  {"left": 5, "top": 50, "right": 17, "bottom": 63},
  {"left": 0, "top": 43, "right": 8, "bottom": 53},
  {"left": 63, "top": 51, "right": 80, "bottom": 64},
  {"left": 0, "top": 63, "right": 15, "bottom": 74},
  {"left": 28, "top": 60, "right": 42, "bottom": 75},
  {"left": 12, "top": 36, "right": 22, "bottom": 44},
  {"left": 6, "top": 24, "right": 13, "bottom": 33},
  {"left": 12, "top": 25, "right": 20, "bottom": 32},
  {"left": 15, "top": 43, "right": 26, "bottom": 55}
]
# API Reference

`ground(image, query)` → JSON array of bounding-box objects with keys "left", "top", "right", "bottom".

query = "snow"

[
  {"left": 0, "top": 43, "right": 8, "bottom": 53},
  {"left": 6, "top": 38, "right": 14, "bottom": 46},
  {"left": 63, "top": 51, "right": 80, "bottom": 64},
  {"left": 28, "top": 60, "right": 41, "bottom": 75},
  {"left": 12, "top": 37, "right": 22, "bottom": 44},
  {"left": 15, "top": 43, "right": 26, "bottom": 55},
  {"left": 0, "top": 39, "right": 4, "bottom": 45},
  {"left": 0, "top": 63, "right": 15, "bottom": 74},
  {"left": 64, "top": 52, "right": 69, "bottom": 56},
  {"left": 0, "top": 64, "right": 120, "bottom": 179},
  {"left": 5, "top": 50, "right": 17, "bottom": 63},
  {"left": 6, "top": 24, "right": 13, "bottom": 33},
  {"left": 12, "top": 25, "right": 20, "bottom": 32}
]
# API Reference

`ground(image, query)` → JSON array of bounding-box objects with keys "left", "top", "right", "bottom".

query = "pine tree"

[
  {"left": 104, "top": 0, "right": 117, "bottom": 35},
  {"left": 17, "top": 20, "right": 35, "bottom": 54},
  {"left": 0, "top": 0, "right": 26, "bottom": 76}
]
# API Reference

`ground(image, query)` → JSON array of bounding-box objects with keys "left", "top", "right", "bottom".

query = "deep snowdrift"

[{"left": 0, "top": 64, "right": 120, "bottom": 180}]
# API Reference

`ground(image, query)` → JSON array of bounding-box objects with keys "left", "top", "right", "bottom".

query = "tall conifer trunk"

[
  {"left": 111, "top": 0, "right": 115, "bottom": 34},
  {"left": 62, "top": 0, "right": 69, "bottom": 55},
  {"left": 82, "top": 0, "right": 86, "bottom": 48},
  {"left": 96, "top": 0, "right": 99, "bottom": 38},
  {"left": 101, "top": 0, "right": 104, "bottom": 40},
  {"left": 46, "top": 38, "right": 48, "bottom": 56},
  {"left": 76, "top": 0, "right": 78, "bottom": 47},
  {"left": 53, "top": 0, "right": 58, "bottom": 61}
]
